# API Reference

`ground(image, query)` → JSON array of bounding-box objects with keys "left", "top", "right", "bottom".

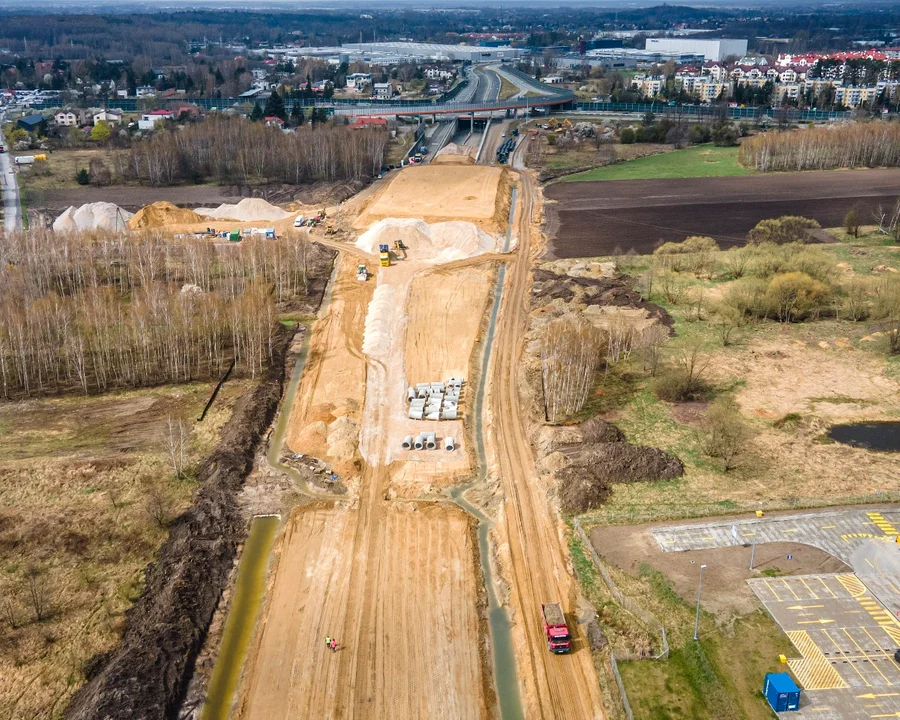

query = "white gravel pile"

[
  {"left": 52, "top": 202, "right": 133, "bottom": 233},
  {"left": 195, "top": 198, "right": 291, "bottom": 221},
  {"left": 362, "top": 284, "right": 396, "bottom": 359},
  {"left": 355, "top": 218, "right": 497, "bottom": 264}
]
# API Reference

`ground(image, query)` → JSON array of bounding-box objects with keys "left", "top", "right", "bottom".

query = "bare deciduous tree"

[
  {"left": 24, "top": 566, "right": 51, "bottom": 623},
  {"left": 145, "top": 485, "right": 174, "bottom": 529},
  {"left": 700, "top": 397, "right": 751, "bottom": 472},
  {"left": 167, "top": 416, "right": 188, "bottom": 479},
  {"left": 541, "top": 315, "right": 604, "bottom": 422}
]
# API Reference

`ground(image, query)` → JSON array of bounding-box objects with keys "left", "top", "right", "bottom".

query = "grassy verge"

[
  {"left": 0, "top": 381, "right": 249, "bottom": 718},
  {"left": 562, "top": 144, "right": 748, "bottom": 182},
  {"left": 497, "top": 73, "right": 519, "bottom": 101}
]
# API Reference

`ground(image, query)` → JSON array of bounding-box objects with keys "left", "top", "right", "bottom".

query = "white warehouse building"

[
  {"left": 340, "top": 41, "right": 522, "bottom": 63},
  {"left": 644, "top": 38, "right": 749, "bottom": 62}
]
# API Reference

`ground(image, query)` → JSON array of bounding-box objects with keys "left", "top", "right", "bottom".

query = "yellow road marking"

[
  {"left": 821, "top": 525, "right": 836, "bottom": 529},
  {"left": 800, "top": 577, "right": 820, "bottom": 600},
  {"left": 860, "top": 693, "right": 900, "bottom": 699},
  {"left": 818, "top": 577, "right": 838, "bottom": 599},
  {"left": 843, "top": 628, "right": 891, "bottom": 685},
  {"left": 786, "top": 630, "right": 848, "bottom": 691},
  {"left": 838, "top": 574, "right": 867, "bottom": 598},
  {"left": 798, "top": 619, "right": 835, "bottom": 625},
  {"left": 862, "top": 627, "right": 892, "bottom": 657},
  {"left": 783, "top": 528, "right": 799, "bottom": 533},
  {"left": 764, "top": 578, "right": 783, "bottom": 602},
  {"left": 788, "top": 604, "right": 825, "bottom": 611},
  {"left": 823, "top": 628, "right": 871, "bottom": 687},
  {"left": 781, "top": 578, "right": 800, "bottom": 600}
]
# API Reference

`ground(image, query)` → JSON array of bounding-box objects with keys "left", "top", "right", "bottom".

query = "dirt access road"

[
  {"left": 236, "top": 147, "right": 604, "bottom": 719},
  {"left": 488, "top": 145, "right": 606, "bottom": 718}
]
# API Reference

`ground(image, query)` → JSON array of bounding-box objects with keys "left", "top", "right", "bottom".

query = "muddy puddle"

[{"left": 828, "top": 422, "right": 900, "bottom": 452}]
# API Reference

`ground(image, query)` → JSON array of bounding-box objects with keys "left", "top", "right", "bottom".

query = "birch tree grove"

[
  {"left": 127, "top": 116, "right": 388, "bottom": 186},
  {"left": 540, "top": 315, "right": 605, "bottom": 422},
  {"left": 739, "top": 122, "right": 900, "bottom": 172},
  {"left": 0, "top": 228, "right": 316, "bottom": 398}
]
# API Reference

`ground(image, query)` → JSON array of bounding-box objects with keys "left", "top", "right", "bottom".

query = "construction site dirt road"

[{"left": 235, "top": 143, "right": 604, "bottom": 719}]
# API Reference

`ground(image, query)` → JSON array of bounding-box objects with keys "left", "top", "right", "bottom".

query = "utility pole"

[{"left": 693, "top": 564, "right": 707, "bottom": 641}]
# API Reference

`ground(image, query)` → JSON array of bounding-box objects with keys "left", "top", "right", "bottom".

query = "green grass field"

[{"left": 562, "top": 145, "right": 749, "bottom": 183}]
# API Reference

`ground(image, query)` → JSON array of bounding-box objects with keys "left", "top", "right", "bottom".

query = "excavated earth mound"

[
  {"left": 195, "top": 198, "right": 291, "bottom": 222},
  {"left": 356, "top": 218, "right": 497, "bottom": 264},
  {"left": 128, "top": 201, "right": 205, "bottom": 229}
]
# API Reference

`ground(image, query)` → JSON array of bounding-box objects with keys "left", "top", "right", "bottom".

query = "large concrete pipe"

[
  {"left": 414, "top": 434, "right": 425, "bottom": 450},
  {"left": 409, "top": 408, "right": 424, "bottom": 420},
  {"left": 425, "top": 411, "right": 440, "bottom": 421},
  {"left": 407, "top": 386, "right": 416, "bottom": 402},
  {"left": 402, "top": 435, "right": 414, "bottom": 450},
  {"left": 441, "top": 407, "right": 458, "bottom": 420},
  {"left": 445, "top": 437, "right": 455, "bottom": 452},
  {"left": 425, "top": 432, "right": 437, "bottom": 450}
]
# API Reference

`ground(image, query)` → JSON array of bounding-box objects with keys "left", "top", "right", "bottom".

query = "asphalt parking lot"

[{"left": 653, "top": 508, "right": 900, "bottom": 719}]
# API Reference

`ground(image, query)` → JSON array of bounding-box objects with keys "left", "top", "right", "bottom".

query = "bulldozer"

[{"left": 394, "top": 239, "right": 407, "bottom": 259}]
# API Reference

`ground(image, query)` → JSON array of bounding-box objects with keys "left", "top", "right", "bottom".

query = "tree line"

[
  {"left": 123, "top": 115, "right": 387, "bottom": 186},
  {"left": 0, "top": 229, "right": 322, "bottom": 398},
  {"left": 739, "top": 122, "right": 900, "bottom": 172}
]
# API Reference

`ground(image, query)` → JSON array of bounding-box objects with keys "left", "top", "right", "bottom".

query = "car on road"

[{"left": 894, "top": 649, "right": 900, "bottom": 663}]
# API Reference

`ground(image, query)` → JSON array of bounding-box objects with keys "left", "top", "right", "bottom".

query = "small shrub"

[
  {"left": 699, "top": 397, "right": 751, "bottom": 471},
  {"left": 844, "top": 209, "right": 860, "bottom": 238},
  {"left": 619, "top": 127, "right": 635, "bottom": 144},
  {"left": 748, "top": 216, "right": 820, "bottom": 245},
  {"left": 76, "top": 168, "right": 90, "bottom": 185},
  {"left": 764, "top": 271, "right": 830, "bottom": 322}
]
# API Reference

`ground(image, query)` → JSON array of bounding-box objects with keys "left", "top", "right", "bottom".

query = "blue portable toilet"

[{"left": 763, "top": 672, "right": 800, "bottom": 712}]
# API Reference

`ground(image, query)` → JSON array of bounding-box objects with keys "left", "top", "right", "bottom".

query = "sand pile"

[
  {"left": 52, "top": 203, "right": 133, "bottom": 233},
  {"left": 128, "top": 202, "right": 205, "bottom": 229},
  {"left": 433, "top": 143, "right": 474, "bottom": 164},
  {"left": 195, "top": 198, "right": 290, "bottom": 222},
  {"left": 362, "top": 285, "right": 396, "bottom": 359},
  {"left": 326, "top": 416, "right": 359, "bottom": 458},
  {"left": 356, "top": 218, "right": 497, "bottom": 264}
]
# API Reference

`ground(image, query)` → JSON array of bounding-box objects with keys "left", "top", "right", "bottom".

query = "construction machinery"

[
  {"left": 357, "top": 264, "right": 369, "bottom": 281},
  {"left": 379, "top": 243, "right": 391, "bottom": 267},
  {"left": 541, "top": 603, "right": 572, "bottom": 654},
  {"left": 394, "top": 239, "right": 407, "bottom": 259}
]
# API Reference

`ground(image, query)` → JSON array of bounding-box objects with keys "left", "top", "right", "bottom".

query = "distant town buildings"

[{"left": 644, "top": 38, "right": 749, "bottom": 62}]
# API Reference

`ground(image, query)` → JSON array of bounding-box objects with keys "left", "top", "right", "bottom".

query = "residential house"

[
  {"left": 352, "top": 116, "right": 387, "bottom": 128},
  {"left": 54, "top": 110, "right": 79, "bottom": 127},
  {"left": 264, "top": 116, "right": 285, "bottom": 128},
  {"left": 93, "top": 109, "right": 122, "bottom": 124},
  {"left": 372, "top": 82, "right": 393, "bottom": 100},
  {"left": 423, "top": 67, "right": 454, "bottom": 81},
  {"left": 346, "top": 72, "right": 373, "bottom": 90},
  {"left": 137, "top": 109, "right": 175, "bottom": 130},
  {"left": 135, "top": 85, "right": 156, "bottom": 97}
]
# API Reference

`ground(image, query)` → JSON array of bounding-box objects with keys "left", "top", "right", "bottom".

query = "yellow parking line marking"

[
  {"left": 821, "top": 525, "right": 836, "bottom": 529},
  {"left": 741, "top": 531, "right": 756, "bottom": 537},
  {"left": 788, "top": 604, "right": 825, "bottom": 611},
  {"left": 843, "top": 628, "right": 891, "bottom": 685},
  {"left": 823, "top": 628, "right": 871, "bottom": 687},
  {"left": 889, "top": 581, "right": 900, "bottom": 596},
  {"left": 818, "top": 577, "right": 838, "bottom": 599},
  {"left": 699, "top": 536, "right": 715, "bottom": 541},
  {"left": 764, "top": 578, "right": 783, "bottom": 602},
  {"left": 867, "top": 559, "right": 877, "bottom": 569},
  {"left": 883, "top": 627, "right": 900, "bottom": 645},
  {"left": 781, "top": 578, "right": 800, "bottom": 600},
  {"left": 800, "top": 577, "right": 820, "bottom": 600},
  {"left": 861, "top": 627, "right": 892, "bottom": 657},
  {"left": 783, "top": 528, "right": 799, "bottom": 533},
  {"left": 660, "top": 539, "right": 675, "bottom": 544}
]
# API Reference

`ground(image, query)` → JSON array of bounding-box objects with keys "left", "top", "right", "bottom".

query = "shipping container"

[{"left": 763, "top": 673, "right": 800, "bottom": 712}]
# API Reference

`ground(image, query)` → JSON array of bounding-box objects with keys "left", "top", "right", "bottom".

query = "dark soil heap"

[
  {"left": 555, "top": 420, "right": 683, "bottom": 516},
  {"left": 532, "top": 268, "right": 672, "bottom": 330}
]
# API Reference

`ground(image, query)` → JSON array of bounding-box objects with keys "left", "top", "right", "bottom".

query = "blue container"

[{"left": 764, "top": 672, "right": 800, "bottom": 712}]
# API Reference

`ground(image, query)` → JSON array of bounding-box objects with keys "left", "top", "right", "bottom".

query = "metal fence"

[
  {"left": 572, "top": 517, "right": 669, "bottom": 660},
  {"left": 572, "top": 100, "right": 849, "bottom": 122},
  {"left": 609, "top": 651, "right": 636, "bottom": 720}
]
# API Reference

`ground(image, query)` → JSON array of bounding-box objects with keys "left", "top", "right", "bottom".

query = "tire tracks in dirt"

[{"left": 488, "top": 145, "right": 606, "bottom": 719}]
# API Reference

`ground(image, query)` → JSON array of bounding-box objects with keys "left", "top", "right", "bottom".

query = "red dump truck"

[{"left": 541, "top": 603, "right": 571, "bottom": 654}]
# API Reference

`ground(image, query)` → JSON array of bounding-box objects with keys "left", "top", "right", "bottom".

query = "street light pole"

[{"left": 693, "top": 564, "right": 707, "bottom": 641}]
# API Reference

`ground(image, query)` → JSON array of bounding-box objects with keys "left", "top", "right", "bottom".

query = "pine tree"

[
  {"left": 264, "top": 89, "right": 286, "bottom": 120},
  {"left": 291, "top": 102, "right": 304, "bottom": 127},
  {"left": 249, "top": 102, "right": 264, "bottom": 122}
]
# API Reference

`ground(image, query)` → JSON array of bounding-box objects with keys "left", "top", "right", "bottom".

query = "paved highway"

[{"left": 0, "top": 149, "right": 22, "bottom": 233}]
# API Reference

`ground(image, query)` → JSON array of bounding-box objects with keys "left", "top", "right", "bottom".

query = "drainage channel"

[
  {"left": 450, "top": 184, "right": 523, "bottom": 719},
  {"left": 200, "top": 515, "right": 280, "bottom": 720}
]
